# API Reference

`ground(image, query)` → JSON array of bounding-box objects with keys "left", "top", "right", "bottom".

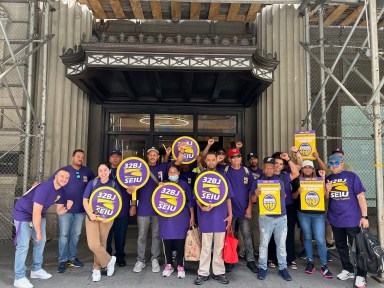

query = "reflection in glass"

[
  {"left": 198, "top": 115, "right": 237, "bottom": 133},
  {"left": 109, "top": 113, "right": 150, "bottom": 131},
  {"left": 153, "top": 114, "right": 193, "bottom": 132}
]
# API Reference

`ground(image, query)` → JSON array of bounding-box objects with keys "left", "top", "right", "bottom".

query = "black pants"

[
  {"left": 163, "top": 239, "right": 185, "bottom": 267},
  {"left": 106, "top": 215, "right": 129, "bottom": 261},
  {"left": 332, "top": 225, "right": 367, "bottom": 277}
]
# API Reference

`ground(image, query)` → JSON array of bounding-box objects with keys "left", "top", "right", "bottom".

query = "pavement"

[{"left": 2, "top": 225, "right": 384, "bottom": 288}]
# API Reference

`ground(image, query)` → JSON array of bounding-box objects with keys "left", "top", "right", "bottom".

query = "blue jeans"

[
  {"left": 297, "top": 211, "right": 327, "bottom": 265},
  {"left": 58, "top": 212, "right": 85, "bottom": 262},
  {"left": 258, "top": 215, "right": 287, "bottom": 270},
  {"left": 14, "top": 218, "right": 46, "bottom": 280}
]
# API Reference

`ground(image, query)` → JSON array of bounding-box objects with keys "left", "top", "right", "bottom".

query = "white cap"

[
  {"left": 147, "top": 147, "right": 159, "bottom": 154},
  {"left": 302, "top": 160, "right": 314, "bottom": 168}
]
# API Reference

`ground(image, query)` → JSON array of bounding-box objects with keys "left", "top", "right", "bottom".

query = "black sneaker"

[
  {"left": 212, "top": 274, "right": 229, "bottom": 284},
  {"left": 258, "top": 268, "right": 268, "bottom": 280},
  {"left": 305, "top": 262, "right": 315, "bottom": 274},
  {"left": 117, "top": 259, "right": 126, "bottom": 267},
  {"left": 247, "top": 261, "right": 259, "bottom": 273},
  {"left": 321, "top": 265, "right": 333, "bottom": 279},
  {"left": 195, "top": 275, "right": 209, "bottom": 285},
  {"left": 225, "top": 263, "right": 234, "bottom": 272},
  {"left": 57, "top": 262, "right": 67, "bottom": 273},
  {"left": 67, "top": 258, "right": 84, "bottom": 268},
  {"left": 278, "top": 268, "right": 292, "bottom": 281},
  {"left": 326, "top": 242, "right": 335, "bottom": 250}
]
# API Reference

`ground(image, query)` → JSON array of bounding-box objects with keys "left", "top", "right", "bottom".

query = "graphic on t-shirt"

[{"left": 329, "top": 179, "right": 349, "bottom": 200}]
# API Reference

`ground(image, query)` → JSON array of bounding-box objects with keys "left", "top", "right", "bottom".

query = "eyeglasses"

[
  {"left": 216, "top": 152, "right": 226, "bottom": 155},
  {"left": 329, "top": 161, "right": 341, "bottom": 167},
  {"left": 75, "top": 171, "right": 81, "bottom": 179},
  {"left": 230, "top": 155, "right": 241, "bottom": 159}
]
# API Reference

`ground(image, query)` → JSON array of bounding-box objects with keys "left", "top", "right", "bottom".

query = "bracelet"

[{"left": 287, "top": 158, "right": 292, "bottom": 162}]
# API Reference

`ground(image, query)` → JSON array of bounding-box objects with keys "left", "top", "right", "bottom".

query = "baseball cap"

[
  {"left": 109, "top": 150, "right": 122, "bottom": 157},
  {"left": 147, "top": 147, "right": 159, "bottom": 154},
  {"left": 332, "top": 148, "right": 344, "bottom": 155},
  {"left": 263, "top": 157, "right": 275, "bottom": 165},
  {"left": 228, "top": 148, "right": 241, "bottom": 157},
  {"left": 302, "top": 160, "right": 314, "bottom": 168},
  {"left": 247, "top": 152, "right": 258, "bottom": 160},
  {"left": 216, "top": 147, "right": 226, "bottom": 153},
  {"left": 329, "top": 154, "right": 343, "bottom": 163}
]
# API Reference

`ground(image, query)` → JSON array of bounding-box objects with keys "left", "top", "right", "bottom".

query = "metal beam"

[
  {"left": 121, "top": 71, "right": 137, "bottom": 100},
  {"left": 182, "top": 72, "right": 194, "bottom": 102},
  {"left": 211, "top": 73, "right": 227, "bottom": 101}
]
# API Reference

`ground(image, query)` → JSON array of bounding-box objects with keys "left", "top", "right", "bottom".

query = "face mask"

[{"left": 168, "top": 175, "right": 179, "bottom": 182}]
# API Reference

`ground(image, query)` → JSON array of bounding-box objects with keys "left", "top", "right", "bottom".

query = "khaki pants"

[
  {"left": 198, "top": 232, "right": 225, "bottom": 276},
  {"left": 85, "top": 217, "right": 113, "bottom": 269}
]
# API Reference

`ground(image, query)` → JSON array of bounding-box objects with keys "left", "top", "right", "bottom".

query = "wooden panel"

[
  {"left": 150, "top": 1, "right": 162, "bottom": 20},
  {"left": 340, "top": 5, "right": 363, "bottom": 26},
  {"left": 129, "top": 0, "right": 145, "bottom": 19},
  {"left": 245, "top": 3, "right": 261, "bottom": 22},
  {"left": 324, "top": 4, "right": 349, "bottom": 26},
  {"left": 171, "top": 1, "right": 181, "bottom": 21},
  {"left": 109, "top": 0, "right": 125, "bottom": 19},
  {"left": 190, "top": 2, "right": 200, "bottom": 20},
  {"left": 208, "top": 3, "right": 226, "bottom": 21},
  {"left": 227, "top": 3, "right": 245, "bottom": 21},
  {"left": 87, "top": 0, "right": 106, "bottom": 19}
]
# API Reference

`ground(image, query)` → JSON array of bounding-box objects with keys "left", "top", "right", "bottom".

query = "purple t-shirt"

[
  {"left": 83, "top": 178, "right": 117, "bottom": 199},
  {"left": 179, "top": 170, "right": 196, "bottom": 188},
  {"left": 249, "top": 166, "right": 263, "bottom": 179},
  {"left": 13, "top": 180, "right": 66, "bottom": 222},
  {"left": 195, "top": 170, "right": 234, "bottom": 233},
  {"left": 50, "top": 165, "right": 94, "bottom": 213},
  {"left": 158, "top": 180, "right": 195, "bottom": 239},
  {"left": 326, "top": 171, "right": 365, "bottom": 228},
  {"left": 278, "top": 171, "right": 294, "bottom": 206},
  {"left": 110, "top": 168, "right": 131, "bottom": 218},
  {"left": 250, "top": 173, "right": 290, "bottom": 216},
  {"left": 225, "top": 166, "right": 255, "bottom": 218},
  {"left": 137, "top": 162, "right": 170, "bottom": 217}
]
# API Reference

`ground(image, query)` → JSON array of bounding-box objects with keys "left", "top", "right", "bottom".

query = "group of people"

[{"left": 12, "top": 139, "right": 369, "bottom": 288}]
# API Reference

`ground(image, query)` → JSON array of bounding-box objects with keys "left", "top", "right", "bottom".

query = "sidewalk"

[{"left": 1, "top": 226, "right": 384, "bottom": 288}]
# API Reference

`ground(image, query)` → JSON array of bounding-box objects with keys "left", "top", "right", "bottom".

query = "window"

[{"left": 198, "top": 115, "right": 237, "bottom": 133}]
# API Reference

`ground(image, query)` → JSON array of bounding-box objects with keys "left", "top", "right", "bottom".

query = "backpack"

[
  {"left": 224, "top": 165, "right": 250, "bottom": 176},
  {"left": 92, "top": 178, "right": 116, "bottom": 189},
  {"left": 353, "top": 228, "right": 384, "bottom": 274}
]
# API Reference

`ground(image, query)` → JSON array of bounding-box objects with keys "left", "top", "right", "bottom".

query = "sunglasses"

[
  {"left": 329, "top": 161, "right": 341, "bottom": 167},
  {"left": 75, "top": 171, "right": 81, "bottom": 179},
  {"left": 230, "top": 155, "right": 241, "bottom": 159},
  {"left": 216, "top": 152, "right": 226, "bottom": 155}
]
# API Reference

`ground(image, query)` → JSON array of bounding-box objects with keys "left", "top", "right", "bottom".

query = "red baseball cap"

[{"left": 228, "top": 148, "right": 241, "bottom": 157}]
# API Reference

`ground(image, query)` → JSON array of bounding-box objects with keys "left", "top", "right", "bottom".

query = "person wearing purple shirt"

[
  {"left": 133, "top": 145, "right": 185, "bottom": 274},
  {"left": 158, "top": 165, "right": 195, "bottom": 279},
  {"left": 50, "top": 149, "right": 95, "bottom": 273},
  {"left": 247, "top": 152, "right": 263, "bottom": 179},
  {"left": 13, "top": 169, "right": 71, "bottom": 288},
  {"left": 325, "top": 154, "right": 368, "bottom": 288},
  {"left": 106, "top": 150, "right": 136, "bottom": 267},
  {"left": 194, "top": 152, "right": 233, "bottom": 286}
]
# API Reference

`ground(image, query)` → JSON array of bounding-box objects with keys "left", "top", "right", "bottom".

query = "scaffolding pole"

[
  {"left": 305, "top": 8, "right": 312, "bottom": 130},
  {"left": 318, "top": 8, "right": 327, "bottom": 158}
]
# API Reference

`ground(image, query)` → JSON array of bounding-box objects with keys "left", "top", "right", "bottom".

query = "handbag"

[
  {"left": 184, "top": 225, "right": 202, "bottom": 261},
  {"left": 222, "top": 227, "right": 238, "bottom": 264}
]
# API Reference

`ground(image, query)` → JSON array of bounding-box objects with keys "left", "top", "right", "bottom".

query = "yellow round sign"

[
  {"left": 152, "top": 182, "right": 186, "bottom": 217},
  {"left": 171, "top": 136, "right": 200, "bottom": 164},
  {"left": 89, "top": 186, "right": 122, "bottom": 221},
  {"left": 194, "top": 171, "right": 228, "bottom": 207}
]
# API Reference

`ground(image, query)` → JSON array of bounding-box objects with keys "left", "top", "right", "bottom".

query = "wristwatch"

[{"left": 361, "top": 216, "right": 368, "bottom": 220}]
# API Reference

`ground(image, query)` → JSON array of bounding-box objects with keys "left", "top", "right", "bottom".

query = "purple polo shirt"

[
  {"left": 137, "top": 162, "right": 170, "bottom": 217},
  {"left": 158, "top": 180, "right": 195, "bottom": 239},
  {"left": 50, "top": 165, "right": 94, "bottom": 213},
  {"left": 326, "top": 171, "right": 365, "bottom": 228},
  {"left": 110, "top": 168, "right": 131, "bottom": 218},
  {"left": 13, "top": 180, "right": 66, "bottom": 222}
]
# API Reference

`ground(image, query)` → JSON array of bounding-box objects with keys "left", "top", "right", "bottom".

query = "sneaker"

[
  {"left": 67, "top": 258, "right": 84, "bottom": 267},
  {"left": 278, "top": 268, "right": 292, "bottom": 281},
  {"left": 355, "top": 276, "right": 367, "bottom": 288},
  {"left": 326, "top": 242, "right": 336, "bottom": 250},
  {"left": 321, "top": 265, "right": 333, "bottom": 279},
  {"left": 288, "top": 261, "right": 298, "bottom": 270},
  {"left": 30, "top": 269, "right": 52, "bottom": 279},
  {"left": 92, "top": 269, "right": 101, "bottom": 282},
  {"left": 337, "top": 270, "right": 354, "bottom": 280},
  {"left": 258, "top": 268, "right": 268, "bottom": 280},
  {"left": 177, "top": 266, "right": 186, "bottom": 279},
  {"left": 152, "top": 259, "right": 160, "bottom": 273},
  {"left": 162, "top": 264, "right": 174, "bottom": 277},
  {"left": 212, "top": 274, "right": 229, "bottom": 284},
  {"left": 247, "top": 261, "right": 259, "bottom": 273},
  {"left": 225, "top": 263, "right": 234, "bottom": 272},
  {"left": 195, "top": 275, "right": 209, "bottom": 285},
  {"left": 298, "top": 249, "right": 307, "bottom": 260},
  {"left": 305, "top": 262, "right": 315, "bottom": 274},
  {"left": 106, "top": 256, "right": 116, "bottom": 276},
  {"left": 117, "top": 259, "right": 126, "bottom": 267},
  {"left": 57, "top": 262, "right": 67, "bottom": 273},
  {"left": 14, "top": 277, "right": 33, "bottom": 288},
  {"left": 133, "top": 261, "right": 146, "bottom": 273}
]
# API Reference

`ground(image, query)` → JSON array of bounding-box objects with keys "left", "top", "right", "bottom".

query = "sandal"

[
  {"left": 288, "top": 261, "right": 298, "bottom": 270},
  {"left": 268, "top": 261, "right": 276, "bottom": 268}
]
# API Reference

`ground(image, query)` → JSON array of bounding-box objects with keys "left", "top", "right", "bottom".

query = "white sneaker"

[
  {"left": 337, "top": 270, "right": 354, "bottom": 280},
  {"left": 92, "top": 269, "right": 101, "bottom": 282},
  {"left": 162, "top": 264, "right": 174, "bottom": 277},
  {"left": 14, "top": 277, "right": 33, "bottom": 288},
  {"left": 30, "top": 269, "right": 52, "bottom": 279},
  {"left": 133, "top": 261, "right": 146, "bottom": 273},
  {"left": 177, "top": 266, "right": 186, "bottom": 279},
  {"left": 355, "top": 276, "right": 367, "bottom": 288},
  {"left": 152, "top": 259, "right": 160, "bottom": 273},
  {"left": 106, "top": 256, "right": 116, "bottom": 276}
]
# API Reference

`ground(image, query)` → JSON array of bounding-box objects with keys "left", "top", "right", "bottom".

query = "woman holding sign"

[
  {"left": 156, "top": 164, "right": 195, "bottom": 279},
  {"left": 292, "top": 160, "right": 333, "bottom": 279},
  {"left": 83, "top": 163, "right": 120, "bottom": 282}
]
